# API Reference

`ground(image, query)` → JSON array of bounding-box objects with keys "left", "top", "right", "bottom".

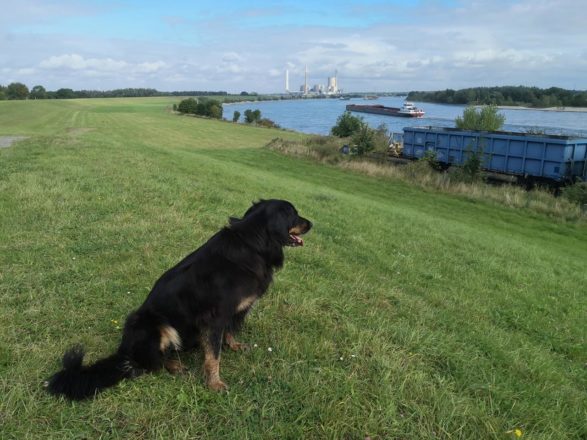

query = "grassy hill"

[{"left": 1, "top": 98, "right": 585, "bottom": 439}]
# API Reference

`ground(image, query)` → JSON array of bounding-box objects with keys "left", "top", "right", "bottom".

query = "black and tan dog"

[{"left": 46, "top": 199, "right": 312, "bottom": 400}]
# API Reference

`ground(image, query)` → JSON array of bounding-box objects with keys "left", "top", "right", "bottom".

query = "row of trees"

[
  {"left": 174, "top": 99, "right": 280, "bottom": 128},
  {"left": 407, "top": 86, "right": 587, "bottom": 108},
  {"left": 0, "top": 82, "right": 228, "bottom": 100}
]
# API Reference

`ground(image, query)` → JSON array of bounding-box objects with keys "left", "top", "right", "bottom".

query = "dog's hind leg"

[
  {"left": 164, "top": 357, "right": 187, "bottom": 375},
  {"left": 200, "top": 326, "right": 227, "bottom": 391}
]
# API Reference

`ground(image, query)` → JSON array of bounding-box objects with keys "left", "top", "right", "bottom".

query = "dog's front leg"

[
  {"left": 224, "top": 309, "right": 250, "bottom": 351},
  {"left": 201, "top": 326, "right": 228, "bottom": 391}
]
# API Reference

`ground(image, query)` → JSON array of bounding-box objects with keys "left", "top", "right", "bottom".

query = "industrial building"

[{"left": 285, "top": 66, "right": 341, "bottom": 95}]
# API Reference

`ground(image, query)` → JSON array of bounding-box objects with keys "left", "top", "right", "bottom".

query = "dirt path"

[{"left": 0, "top": 136, "right": 28, "bottom": 148}]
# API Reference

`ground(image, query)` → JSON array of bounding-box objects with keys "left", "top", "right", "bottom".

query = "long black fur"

[{"left": 46, "top": 199, "right": 312, "bottom": 400}]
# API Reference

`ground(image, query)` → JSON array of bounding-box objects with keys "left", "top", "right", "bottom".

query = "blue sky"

[{"left": 1, "top": 0, "right": 585, "bottom": 92}]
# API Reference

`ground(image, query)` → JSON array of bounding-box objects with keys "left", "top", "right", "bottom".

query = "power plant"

[{"left": 285, "top": 66, "right": 341, "bottom": 96}]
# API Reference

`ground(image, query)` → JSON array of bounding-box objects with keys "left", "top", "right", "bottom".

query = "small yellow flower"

[{"left": 514, "top": 429, "right": 523, "bottom": 437}]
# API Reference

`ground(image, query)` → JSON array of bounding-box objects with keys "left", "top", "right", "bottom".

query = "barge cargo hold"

[
  {"left": 346, "top": 101, "right": 425, "bottom": 118},
  {"left": 402, "top": 126, "right": 587, "bottom": 182}
]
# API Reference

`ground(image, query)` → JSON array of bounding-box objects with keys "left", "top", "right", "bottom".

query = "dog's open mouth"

[{"left": 287, "top": 234, "right": 304, "bottom": 247}]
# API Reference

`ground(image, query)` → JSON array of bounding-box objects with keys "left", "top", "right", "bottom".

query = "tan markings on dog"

[
  {"left": 225, "top": 332, "right": 247, "bottom": 351},
  {"left": 236, "top": 296, "right": 257, "bottom": 313},
  {"left": 159, "top": 325, "right": 182, "bottom": 351},
  {"left": 289, "top": 225, "right": 305, "bottom": 235},
  {"left": 200, "top": 335, "right": 228, "bottom": 391},
  {"left": 164, "top": 358, "right": 186, "bottom": 375}
]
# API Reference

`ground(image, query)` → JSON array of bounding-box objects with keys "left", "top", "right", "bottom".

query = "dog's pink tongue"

[{"left": 290, "top": 234, "right": 304, "bottom": 246}]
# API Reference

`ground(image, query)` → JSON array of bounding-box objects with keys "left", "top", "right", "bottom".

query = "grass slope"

[{"left": 0, "top": 98, "right": 586, "bottom": 439}]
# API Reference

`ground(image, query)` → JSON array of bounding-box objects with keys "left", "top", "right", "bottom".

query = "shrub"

[
  {"left": 204, "top": 100, "right": 223, "bottom": 119},
  {"left": 421, "top": 150, "right": 443, "bottom": 171},
  {"left": 244, "top": 109, "right": 262, "bottom": 124},
  {"left": 232, "top": 110, "right": 240, "bottom": 122},
  {"left": 561, "top": 181, "right": 587, "bottom": 206},
  {"left": 351, "top": 123, "right": 376, "bottom": 155},
  {"left": 461, "top": 145, "right": 484, "bottom": 181},
  {"left": 177, "top": 98, "right": 223, "bottom": 119},
  {"left": 331, "top": 112, "right": 363, "bottom": 137},
  {"left": 178, "top": 98, "right": 198, "bottom": 114},
  {"left": 456, "top": 105, "right": 505, "bottom": 131},
  {"left": 373, "top": 123, "right": 391, "bottom": 153},
  {"left": 303, "top": 136, "right": 342, "bottom": 162},
  {"left": 256, "top": 118, "right": 280, "bottom": 129}
]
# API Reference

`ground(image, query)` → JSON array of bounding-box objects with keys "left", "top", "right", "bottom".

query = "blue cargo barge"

[{"left": 402, "top": 127, "right": 587, "bottom": 182}]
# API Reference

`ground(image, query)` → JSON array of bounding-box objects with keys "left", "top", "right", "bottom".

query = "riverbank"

[
  {"left": 266, "top": 137, "right": 586, "bottom": 223},
  {"left": 496, "top": 105, "right": 587, "bottom": 113}
]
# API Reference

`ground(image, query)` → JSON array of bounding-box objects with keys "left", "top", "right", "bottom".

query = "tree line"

[
  {"left": 175, "top": 97, "right": 280, "bottom": 128},
  {"left": 0, "top": 82, "right": 228, "bottom": 100},
  {"left": 407, "top": 86, "right": 587, "bottom": 108}
]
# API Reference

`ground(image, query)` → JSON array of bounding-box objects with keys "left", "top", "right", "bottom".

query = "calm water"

[{"left": 224, "top": 96, "right": 587, "bottom": 137}]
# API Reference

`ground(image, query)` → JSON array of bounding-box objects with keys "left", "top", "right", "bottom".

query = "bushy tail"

[{"left": 45, "top": 345, "right": 133, "bottom": 400}]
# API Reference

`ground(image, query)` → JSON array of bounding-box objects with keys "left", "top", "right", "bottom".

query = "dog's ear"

[{"left": 265, "top": 209, "right": 291, "bottom": 245}]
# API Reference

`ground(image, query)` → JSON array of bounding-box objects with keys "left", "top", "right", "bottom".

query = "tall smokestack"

[
  {"left": 285, "top": 69, "right": 289, "bottom": 92},
  {"left": 304, "top": 64, "right": 308, "bottom": 94}
]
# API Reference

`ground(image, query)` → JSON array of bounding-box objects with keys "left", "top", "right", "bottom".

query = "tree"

[
  {"left": 55, "top": 88, "right": 75, "bottom": 99},
  {"left": 351, "top": 123, "right": 375, "bottom": 155},
  {"left": 30, "top": 85, "right": 47, "bottom": 99},
  {"left": 455, "top": 105, "right": 505, "bottom": 131},
  {"left": 331, "top": 111, "right": 363, "bottom": 137},
  {"left": 244, "top": 109, "right": 262, "bottom": 124},
  {"left": 177, "top": 98, "right": 222, "bottom": 119},
  {"left": 203, "top": 99, "right": 223, "bottom": 119},
  {"left": 6, "top": 82, "right": 29, "bottom": 100},
  {"left": 232, "top": 110, "right": 241, "bottom": 122},
  {"left": 373, "top": 123, "right": 390, "bottom": 152},
  {"left": 177, "top": 98, "right": 198, "bottom": 114},
  {"left": 0, "top": 85, "right": 6, "bottom": 100}
]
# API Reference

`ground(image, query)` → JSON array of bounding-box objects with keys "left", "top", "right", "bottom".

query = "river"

[{"left": 223, "top": 96, "right": 587, "bottom": 137}]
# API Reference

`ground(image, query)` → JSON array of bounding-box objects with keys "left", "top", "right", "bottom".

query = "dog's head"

[{"left": 232, "top": 199, "right": 312, "bottom": 248}]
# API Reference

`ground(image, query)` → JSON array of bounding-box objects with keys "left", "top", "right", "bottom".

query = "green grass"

[{"left": 1, "top": 98, "right": 586, "bottom": 439}]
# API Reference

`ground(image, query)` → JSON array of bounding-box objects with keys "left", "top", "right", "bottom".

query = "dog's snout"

[{"left": 300, "top": 218, "right": 312, "bottom": 233}]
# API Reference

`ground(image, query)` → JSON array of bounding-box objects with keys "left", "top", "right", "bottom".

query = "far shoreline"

[{"left": 495, "top": 105, "right": 587, "bottom": 113}]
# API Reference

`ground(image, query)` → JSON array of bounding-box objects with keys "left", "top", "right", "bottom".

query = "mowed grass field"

[{"left": 0, "top": 97, "right": 586, "bottom": 439}]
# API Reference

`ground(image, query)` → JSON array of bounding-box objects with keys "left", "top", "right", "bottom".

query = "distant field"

[{"left": 0, "top": 98, "right": 585, "bottom": 439}]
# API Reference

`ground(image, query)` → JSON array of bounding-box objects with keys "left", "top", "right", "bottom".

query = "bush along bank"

[{"left": 265, "top": 136, "right": 586, "bottom": 223}]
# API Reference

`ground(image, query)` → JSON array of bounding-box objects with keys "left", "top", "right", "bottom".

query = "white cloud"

[
  {"left": 40, "top": 54, "right": 128, "bottom": 71},
  {"left": 17, "top": 68, "right": 36, "bottom": 75},
  {"left": 2, "top": 1, "right": 587, "bottom": 92},
  {"left": 37, "top": 54, "right": 168, "bottom": 81},
  {"left": 136, "top": 61, "right": 167, "bottom": 73}
]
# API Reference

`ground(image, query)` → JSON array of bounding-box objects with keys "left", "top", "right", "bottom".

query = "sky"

[{"left": 1, "top": 0, "right": 586, "bottom": 93}]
